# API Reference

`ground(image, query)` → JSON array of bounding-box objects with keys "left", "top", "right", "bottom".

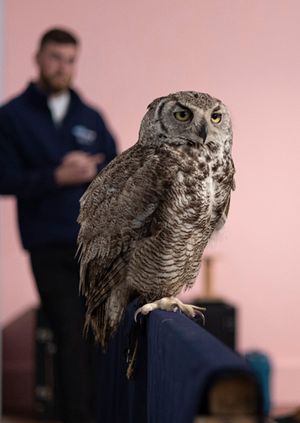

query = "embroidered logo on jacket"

[{"left": 72, "top": 125, "right": 97, "bottom": 145}]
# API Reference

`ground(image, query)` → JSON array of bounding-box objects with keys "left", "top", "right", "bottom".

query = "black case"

[{"left": 193, "top": 300, "right": 237, "bottom": 349}]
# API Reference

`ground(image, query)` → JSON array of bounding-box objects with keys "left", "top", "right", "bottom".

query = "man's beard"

[{"left": 39, "top": 72, "right": 72, "bottom": 94}]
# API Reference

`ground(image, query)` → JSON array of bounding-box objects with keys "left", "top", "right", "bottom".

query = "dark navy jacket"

[{"left": 0, "top": 83, "right": 117, "bottom": 249}]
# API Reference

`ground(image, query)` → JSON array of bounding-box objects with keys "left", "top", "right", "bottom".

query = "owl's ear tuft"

[{"left": 147, "top": 96, "right": 168, "bottom": 110}]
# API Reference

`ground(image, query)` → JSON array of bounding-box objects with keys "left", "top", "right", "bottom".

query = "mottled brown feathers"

[{"left": 78, "top": 91, "right": 235, "bottom": 348}]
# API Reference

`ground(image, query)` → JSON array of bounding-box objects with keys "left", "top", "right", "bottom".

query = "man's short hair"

[{"left": 39, "top": 28, "right": 79, "bottom": 50}]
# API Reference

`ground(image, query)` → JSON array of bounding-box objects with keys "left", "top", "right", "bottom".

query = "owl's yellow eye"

[
  {"left": 174, "top": 110, "right": 193, "bottom": 122},
  {"left": 211, "top": 113, "right": 222, "bottom": 124}
]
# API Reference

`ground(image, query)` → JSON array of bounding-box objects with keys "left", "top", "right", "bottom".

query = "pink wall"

[{"left": 1, "top": 0, "right": 300, "bottom": 406}]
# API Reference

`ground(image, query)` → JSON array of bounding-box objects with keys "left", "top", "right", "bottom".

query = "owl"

[{"left": 78, "top": 91, "right": 235, "bottom": 348}]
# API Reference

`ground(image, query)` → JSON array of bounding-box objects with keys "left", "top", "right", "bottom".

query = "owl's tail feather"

[
  {"left": 84, "top": 286, "right": 130, "bottom": 350},
  {"left": 82, "top": 256, "right": 130, "bottom": 349}
]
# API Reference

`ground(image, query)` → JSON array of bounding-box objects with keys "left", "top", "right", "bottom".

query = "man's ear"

[{"left": 35, "top": 50, "right": 41, "bottom": 66}]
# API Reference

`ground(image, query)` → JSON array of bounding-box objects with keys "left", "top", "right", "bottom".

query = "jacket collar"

[{"left": 24, "top": 82, "right": 82, "bottom": 112}]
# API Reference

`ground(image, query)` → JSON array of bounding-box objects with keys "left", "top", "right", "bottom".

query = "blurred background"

[{"left": 0, "top": 0, "right": 299, "bottom": 413}]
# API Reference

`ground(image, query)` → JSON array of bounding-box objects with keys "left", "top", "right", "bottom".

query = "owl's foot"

[{"left": 134, "top": 297, "right": 205, "bottom": 323}]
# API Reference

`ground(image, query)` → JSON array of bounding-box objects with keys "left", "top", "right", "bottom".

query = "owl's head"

[{"left": 138, "top": 91, "right": 232, "bottom": 155}]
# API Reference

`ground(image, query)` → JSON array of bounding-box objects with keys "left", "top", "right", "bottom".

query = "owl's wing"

[{"left": 78, "top": 144, "right": 175, "bottom": 304}]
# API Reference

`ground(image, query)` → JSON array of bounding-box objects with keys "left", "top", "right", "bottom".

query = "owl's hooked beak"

[
  {"left": 198, "top": 123, "right": 207, "bottom": 143},
  {"left": 184, "top": 122, "right": 208, "bottom": 149}
]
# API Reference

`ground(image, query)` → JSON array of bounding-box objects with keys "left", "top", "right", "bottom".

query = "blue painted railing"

[{"left": 96, "top": 300, "right": 263, "bottom": 423}]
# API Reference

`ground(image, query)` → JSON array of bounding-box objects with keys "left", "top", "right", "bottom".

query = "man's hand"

[{"left": 54, "top": 151, "right": 105, "bottom": 186}]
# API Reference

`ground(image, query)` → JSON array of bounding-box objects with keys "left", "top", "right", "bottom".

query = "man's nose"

[{"left": 58, "top": 60, "right": 71, "bottom": 73}]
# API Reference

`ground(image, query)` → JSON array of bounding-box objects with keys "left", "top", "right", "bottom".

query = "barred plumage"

[{"left": 78, "top": 91, "right": 235, "bottom": 348}]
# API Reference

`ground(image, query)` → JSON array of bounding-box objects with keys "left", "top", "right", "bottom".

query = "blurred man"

[{"left": 0, "top": 28, "right": 117, "bottom": 423}]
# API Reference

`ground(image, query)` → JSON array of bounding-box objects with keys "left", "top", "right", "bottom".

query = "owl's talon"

[
  {"left": 134, "top": 309, "right": 142, "bottom": 323},
  {"left": 134, "top": 303, "right": 158, "bottom": 322},
  {"left": 133, "top": 297, "right": 206, "bottom": 324},
  {"left": 194, "top": 310, "right": 206, "bottom": 325}
]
